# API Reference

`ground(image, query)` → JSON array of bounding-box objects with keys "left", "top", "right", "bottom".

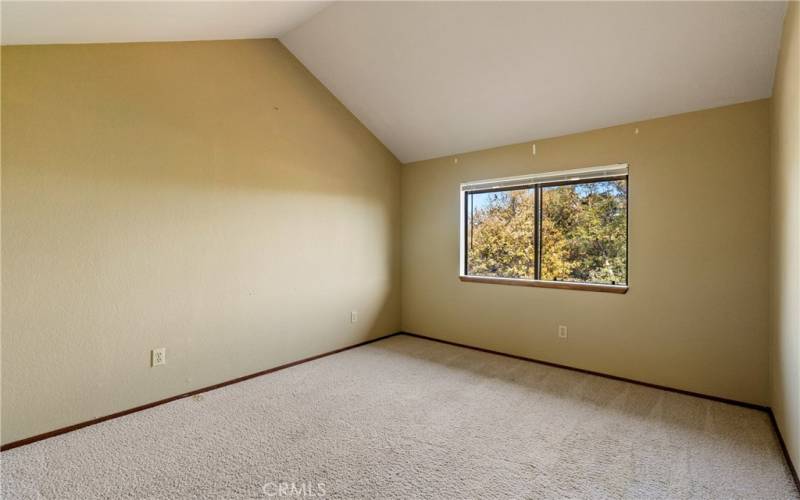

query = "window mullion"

[
  {"left": 465, "top": 192, "right": 471, "bottom": 275},
  {"left": 534, "top": 185, "right": 542, "bottom": 280}
]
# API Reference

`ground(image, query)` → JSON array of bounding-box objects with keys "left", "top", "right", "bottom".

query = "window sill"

[{"left": 459, "top": 275, "right": 628, "bottom": 294}]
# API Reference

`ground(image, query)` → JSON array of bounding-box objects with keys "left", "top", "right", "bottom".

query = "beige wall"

[
  {"left": 770, "top": 1, "right": 800, "bottom": 469},
  {"left": 402, "top": 100, "right": 771, "bottom": 406},
  {"left": 1, "top": 39, "right": 401, "bottom": 445},
  {"left": 0, "top": 30, "right": 788, "bottom": 448}
]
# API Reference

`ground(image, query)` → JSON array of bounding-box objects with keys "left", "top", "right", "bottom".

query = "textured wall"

[
  {"left": 770, "top": 1, "right": 800, "bottom": 470},
  {"left": 402, "top": 100, "right": 771, "bottom": 406},
  {"left": 1, "top": 39, "right": 401, "bottom": 445}
]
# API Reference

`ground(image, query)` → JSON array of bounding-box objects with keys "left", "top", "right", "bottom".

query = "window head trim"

[{"left": 460, "top": 163, "right": 628, "bottom": 193}]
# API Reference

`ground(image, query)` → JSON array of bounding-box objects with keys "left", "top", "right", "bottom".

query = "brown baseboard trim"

[
  {"left": 4, "top": 330, "right": 799, "bottom": 493},
  {"left": 1, "top": 331, "right": 403, "bottom": 452},
  {"left": 768, "top": 409, "right": 800, "bottom": 492},
  {"left": 400, "top": 331, "right": 766, "bottom": 410},
  {"left": 401, "top": 331, "right": 800, "bottom": 492}
]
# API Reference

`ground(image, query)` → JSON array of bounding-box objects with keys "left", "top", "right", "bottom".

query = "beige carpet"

[{"left": 2, "top": 334, "right": 798, "bottom": 499}]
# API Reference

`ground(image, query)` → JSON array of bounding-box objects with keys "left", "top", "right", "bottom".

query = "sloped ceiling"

[
  {"left": 1, "top": 1, "right": 787, "bottom": 164},
  {"left": 0, "top": 1, "right": 331, "bottom": 46},
  {"left": 282, "top": 1, "right": 787, "bottom": 163}
]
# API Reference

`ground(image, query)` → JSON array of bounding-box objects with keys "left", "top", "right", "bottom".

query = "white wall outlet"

[
  {"left": 151, "top": 348, "right": 166, "bottom": 367},
  {"left": 351, "top": 311, "right": 358, "bottom": 323},
  {"left": 558, "top": 325, "right": 568, "bottom": 339}
]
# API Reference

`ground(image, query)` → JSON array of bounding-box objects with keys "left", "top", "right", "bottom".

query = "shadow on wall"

[
  {"left": 0, "top": 38, "right": 402, "bottom": 446},
  {"left": 1, "top": 40, "right": 397, "bottom": 198}
]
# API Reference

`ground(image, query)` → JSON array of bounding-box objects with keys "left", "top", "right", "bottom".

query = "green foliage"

[
  {"left": 467, "top": 180, "right": 627, "bottom": 284},
  {"left": 467, "top": 189, "right": 536, "bottom": 278},
  {"left": 541, "top": 181, "right": 627, "bottom": 283}
]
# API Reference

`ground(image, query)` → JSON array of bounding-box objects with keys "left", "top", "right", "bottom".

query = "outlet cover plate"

[{"left": 152, "top": 348, "right": 166, "bottom": 366}]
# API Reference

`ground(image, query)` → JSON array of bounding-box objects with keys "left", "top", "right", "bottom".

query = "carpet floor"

[{"left": 2, "top": 334, "right": 798, "bottom": 499}]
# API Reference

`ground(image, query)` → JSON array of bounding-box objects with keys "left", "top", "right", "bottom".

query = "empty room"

[{"left": 1, "top": 1, "right": 799, "bottom": 498}]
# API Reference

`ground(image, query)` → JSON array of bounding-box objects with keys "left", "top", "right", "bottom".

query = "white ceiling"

[
  {"left": 282, "top": 1, "right": 787, "bottom": 163},
  {"left": 0, "top": 1, "right": 330, "bottom": 46},
  {"left": 1, "top": 1, "right": 788, "bottom": 164}
]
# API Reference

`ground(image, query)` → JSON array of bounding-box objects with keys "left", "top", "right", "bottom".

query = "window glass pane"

[
  {"left": 466, "top": 188, "right": 536, "bottom": 279},
  {"left": 541, "top": 179, "right": 627, "bottom": 284}
]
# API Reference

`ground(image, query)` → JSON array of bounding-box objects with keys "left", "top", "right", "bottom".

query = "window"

[{"left": 461, "top": 165, "right": 628, "bottom": 293}]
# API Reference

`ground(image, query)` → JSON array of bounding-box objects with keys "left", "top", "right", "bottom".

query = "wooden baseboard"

[
  {"left": 399, "top": 331, "right": 766, "bottom": 410},
  {"left": 0, "top": 331, "right": 403, "bottom": 452},
  {"left": 399, "top": 331, "right": 799, "bottom": 492},
  {"left": 3, "top": 329, "right": 798, "bottom": 494},
  {"left": 768, "top": 408, "right": 800, "bottom": 492}
]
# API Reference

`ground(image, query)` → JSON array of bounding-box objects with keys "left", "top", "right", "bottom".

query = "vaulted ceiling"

[
  {"left": 282, "top": 1, "right": 787, "bottom": 163},
  {"left": 2, "top": 1, "right": 788, "bottom": 163},
  {"left": 0, "top": 1, "right": 331, "bottom": 45}
]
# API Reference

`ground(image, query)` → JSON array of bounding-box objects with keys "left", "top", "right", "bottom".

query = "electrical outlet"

[
  {"left": 151, "top": 348, "right": 166, "bottom": 367},
  {"left": 351, "top": 311, "right": 358, "bottom": 323},
  {"left": 558, "top": 325, "right": 568, "bottom": 339}
]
